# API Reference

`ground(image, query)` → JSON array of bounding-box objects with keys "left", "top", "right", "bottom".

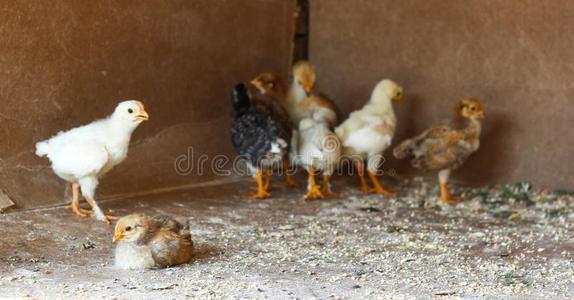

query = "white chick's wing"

[
  {"left": 335, "top": 110, "right": 369, "bottom": 144},
  {"left": 342, "top": 112, "right": 395, "bottom": 155},
  {"left": 50, "top": 139, "right": 110, "bottom": 179}
]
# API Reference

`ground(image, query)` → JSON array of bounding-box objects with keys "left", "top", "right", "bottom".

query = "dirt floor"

[{"left": 1, "top": 176, "right": 574, "bottom": 299}]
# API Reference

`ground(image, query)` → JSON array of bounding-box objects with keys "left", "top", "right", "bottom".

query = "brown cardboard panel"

[
  {"left": 0, "top": 0, "right": 296, "bottom": 210},
  {"left": 310, "top": 0, "right": 574, "bottom": 189}
]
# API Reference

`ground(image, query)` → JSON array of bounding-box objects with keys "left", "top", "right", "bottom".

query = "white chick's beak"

[
  {"left": 112, "top": 230, "right": 124, "bottom": 242},
  {"left": 134, "top": 109, "right": 149, "bottom": 122}
]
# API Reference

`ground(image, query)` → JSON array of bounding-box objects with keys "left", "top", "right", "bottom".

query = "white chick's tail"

[{"left": 35, "top": 140, "right": 50, "bottom": 157}]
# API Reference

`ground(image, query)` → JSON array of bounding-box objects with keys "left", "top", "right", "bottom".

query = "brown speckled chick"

[
  {"left": 113, "top": 213, "right": 194, "bottom": 269},
  {"left": 393, "top": 98, "right": 485, "bottom": 205}
]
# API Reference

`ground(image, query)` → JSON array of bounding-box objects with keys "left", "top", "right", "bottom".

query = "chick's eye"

[
  {"left": 125, "top": 226, "right": 132, "bottom": 231},
  {"left": 128, "top": 108, "right": 134, "bottom": 114},
  {"left": 471, "top": 107, "right": 476, "bottom": 111},
  {"left": 297, "top": 80, "right": 302, "bottom": 85}
]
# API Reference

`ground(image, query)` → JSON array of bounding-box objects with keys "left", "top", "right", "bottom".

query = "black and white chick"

[{"left": 231, "top": 83, "right": 293, "bottom": 199}]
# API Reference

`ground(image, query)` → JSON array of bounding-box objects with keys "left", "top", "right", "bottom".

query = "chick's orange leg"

[
  {"left": 367, "top": 171, "right": 396, "bottom": 196},
  {"left": 354, "top": 162, "right": 371, "bottom": 193},
  {"left": 264, "top": 169, "right": 272, "bottom": 192},
  {"left": 321, "top": 174, "right": 340, "bottom": 197},
  {"left": 67, "top": 183, "right": 92, "bottom": 217},
  {"left": 440, "top": 183, "right": 462, "bottom": 205},
  {"left": 304, "top": 168, "right": 324, "bottom": 200},
  {"left": 250, "top": 169, "right": 271, "bottom": 199},
  {"left": 282, "top": 159, "right": 299, "bottom": 187},
  {"left": 83, "top": 196, "right": 119, "bottom": 224}
]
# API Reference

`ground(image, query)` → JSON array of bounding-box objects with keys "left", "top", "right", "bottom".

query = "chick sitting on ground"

[{"left": 113, "top": 213, "right": 194, "bottom": 270}]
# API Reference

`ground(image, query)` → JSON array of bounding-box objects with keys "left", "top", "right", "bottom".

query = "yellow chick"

[
  {"left": 335, "top": 79, "right": 403, "bottom": 195},
  {"left": 113, "top": 213, "right": 193, "bottom": 269},
  {"left": 286, "top": 60, "right": 340, "bottom": 128},
  {"left": 393, "top": 98, "right": 485, "bottom": 204}
]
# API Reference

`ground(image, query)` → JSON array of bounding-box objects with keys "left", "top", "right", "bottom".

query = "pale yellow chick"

[{"left": 335, "top": 79, "right": 403, "bottom": 195}]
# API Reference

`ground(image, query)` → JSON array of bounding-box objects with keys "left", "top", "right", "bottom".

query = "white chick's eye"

[
  {"left": 471, "top": 107, "right": 476, "bottom": 111},
  {"left": 127, "top": 108, "right": 134, "bottom": 114},
  {"left": 297, "top": 80, "right": 302, "bottom": 85},
  {"left": 125, "top": 226, "right": 132, "bottom": 231}
]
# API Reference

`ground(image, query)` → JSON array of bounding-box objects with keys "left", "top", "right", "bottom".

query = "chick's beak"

[
  {"left": 250, "top": 79, "right": 262, "bottom": 88},
  {"left": 304, "top": 85, "right": 312, "bottom": 96},
  {"left": 112, "top": 230, "right": 124, "bottom": 242},
  {"left": 393, "top": 96, "right": 403, "bottom": 105},
  {"left": 135, "top": 109, "right": 149, "bottom": 121}
]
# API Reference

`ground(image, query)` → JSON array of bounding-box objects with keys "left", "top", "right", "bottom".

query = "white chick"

[
  {"left": 35, "top": 100, "right": 149, "bottom": 223},
  {"left": 335, "top": 79, "right": 402, "bottom": 195},
  {"left": 298, "top": 118, "right": 341, "bottom": 199}
]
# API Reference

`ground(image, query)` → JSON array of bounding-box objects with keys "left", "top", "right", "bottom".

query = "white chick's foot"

[
  {"left": 359, "top": 183, "right": 371, "bottom": 193},
  {"left": 321, "top": 187, "right": 340, "bottom": 198},
  {"left": 93, "top": 209, "right": 119, "bottom": 224},
  {"left": 369, "top": 186, "right": 396, "bottom": 197},
  {"left": 284, "top": 176, "right": 300, "bottom": 188},
  {"left": 67, "top": 203, "right": 93, "bottom": 217},
  {"left": 304, "top": 186, "right": 324, "bottom": 200},
  {"left": 250, "top": 190, "right": 271, "bottom": 200}
]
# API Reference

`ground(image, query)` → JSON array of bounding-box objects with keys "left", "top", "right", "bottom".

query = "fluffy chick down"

[{"left": 113, "top": 213, "right": 194, "bottom": 270}]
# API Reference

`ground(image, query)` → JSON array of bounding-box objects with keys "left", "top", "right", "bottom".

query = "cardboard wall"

[
  {"left": 0, "top": 0, "right": 296, "bottom": 210},
  {"left": 310, "top": 0, "right": 574, "bottom": 189}
]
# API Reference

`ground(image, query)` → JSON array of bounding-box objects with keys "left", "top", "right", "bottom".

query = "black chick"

[{"left": 231, "top": 83, "right": 293, "bottom": 199}]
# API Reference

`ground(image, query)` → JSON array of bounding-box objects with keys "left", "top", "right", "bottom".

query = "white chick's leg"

[
  {"left": 250, "top": 168, "right": 271, "bottom": 199},
  {"left": 354, "top": 161, "right": 371, "bottom": 193},
  {"left": 438, "top": 169, "right": 461, "bottom": 205},
  {"left": 321, "top": 167, "right": 339, "bottom": 197},
  {"left": 366, "top": 155, "right": 395, "bottom": 196},
  {"left": 66, "top": 182, "right": 92, "bottom": 217},
  {"left": 282, "top": 159, "right": 299, "bottom": 187},
  {"left": 304, "top": 167, "right": 324, "bottom": 200},
  {"left": 78, "top": 177, "right": 117, "bottom": 224}
]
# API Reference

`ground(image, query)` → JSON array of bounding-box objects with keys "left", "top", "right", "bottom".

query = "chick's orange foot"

[
  {"left": 305, "top": 185, "right": 324, "bottom": 200},
  {"left": 284, "top": 176, "right": 300, "bottom": 188},
  {"left": 441, "top": 194, "right": 463, "bottom": 205},
  {"left": 440, "top": 183, "right": 463, "bottom": 205},
  {"left": 66, "top": 203, "right": 93, "bottom": 217},
  {"left": 369, "top": 186, "right": 396, "bottom": 196},
  {"left": 102, "top": 214, "right": 120, "bottom": 225},
  {"left": 321, "top": 189, "right": 340, "bottom": 198},
  {"left": 250, "top": 190, "right": 271, "bottom": 200}
]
